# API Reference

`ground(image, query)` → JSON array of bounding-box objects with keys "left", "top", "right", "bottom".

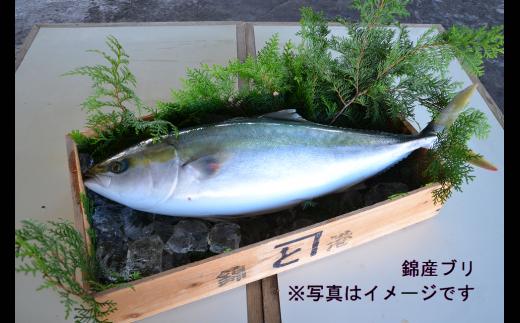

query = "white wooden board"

[
  {"left": 15, "top": 24, "right": 247, "bottom": 323},
  {"left": 254, "top": 24, "right": 504, "bottom": 323}
]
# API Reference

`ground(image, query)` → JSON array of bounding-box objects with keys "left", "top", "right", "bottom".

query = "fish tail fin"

[
  {"left": 419, "top": 83, "right": 478, "bottom": 138},
  {"left": 417, "top": 84, "right": 498, "bottom": 172},
  {"left": 467, "top": 149, "right": 498, "bottom": 171}
]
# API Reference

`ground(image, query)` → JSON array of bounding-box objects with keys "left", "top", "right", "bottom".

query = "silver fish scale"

[
  {"left": 175, "top": 119, "right": 408, "bottom": 152},
  {"left": 144, "top": 118, "right": 432, "bottom": 216}
]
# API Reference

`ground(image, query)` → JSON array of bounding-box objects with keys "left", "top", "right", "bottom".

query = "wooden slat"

[
  {"left": 36, "top": 21, "right": 241, "bottom": 28},
  {"left": 262, "top": 276, "right": 282, "bottom": 323},
  {"left": 65, "top": 135, "right": 91, "bottom": 248},
  {"left": 236, "top": 22, "right": 247, "bottom": 62},
  {"left": 250, "top": 22, "right": 444, "bottom": 28},
  {"left": 65, "top": 135, "right": 92, "bottom": 290},
  {"left": 469, "top": 75, "right": 503, "bottom": 128},
  {"left": 401, "top": 119, "right": 420, "bottom": 135},
  {"left": 237, "top": 22, "right": 248, "bottom": 90},
  {"left": 247, "top": 275, "right": 282, "bottom": 323},
  {"left": 247, "top": 280, "right": 264, "bottom": 323},
  {"left": 239, "top": 21, "right": 265, "bottom": 322},
  {"left": 245, "top": 22, "right": 257, "bottom": 58},
  {"left": 94, "top": 184, "right": 440, "bottom": 322}
]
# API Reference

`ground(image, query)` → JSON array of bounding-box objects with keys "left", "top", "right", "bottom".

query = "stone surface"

[
  {"left": 125, "top": 235, "right": 164, "bottom": 277},
  {"left": 15, "top": 0, "right": 503, "bottom": 113},
  {"left": 164, "top": 220, "right": 209, "bottom": 254},
  {"left": 121, "top": 210, "right": 155, "bottom": 240},
  {"left": 339, "top": 189, "right": 365, "bottom": 213},
  {"left": 89, "top": 194, "right": 129, "bottom": 282},
  {"left": 95, "top": 240, "right": 128, "bottom": 283},
  {"left": 364, "top": 182, "right": 409, "bottom": 206},
  {"left": 153, "top": 215, "right": 180, "bottom": 243},
  {"left": 161, "top": 251, "right": 191, "bottom": 271},
  {"left": 122, "top": 210, "right": 155, "bottom": 241},
  {"left": 237, "top": 216, "right": 273, "bottom": 246},
  {"left": 291, "top": 218, "right": 314, "bottom": 230},
  {"left": 208, "top": 222, "right": 241, "bottom": 254},
  {"left": 274, "top": 208, "right": 298, "bottom": 231}
]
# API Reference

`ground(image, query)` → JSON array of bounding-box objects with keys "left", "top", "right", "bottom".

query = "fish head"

[{"left": 84, "top": 139, "right": 180, "bottom": 211}]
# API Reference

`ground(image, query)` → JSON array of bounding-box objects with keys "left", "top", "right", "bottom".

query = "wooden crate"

[
  {"left": 61, "top": 22, "right": 453, "bottom": 323},
  {"left": 66, "top": 132, "right": 441, "bottom": 323}
]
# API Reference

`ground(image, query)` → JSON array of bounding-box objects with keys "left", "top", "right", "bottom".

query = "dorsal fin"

[{"left": 258, "top": 109, "right": 310, "bottom": 123}]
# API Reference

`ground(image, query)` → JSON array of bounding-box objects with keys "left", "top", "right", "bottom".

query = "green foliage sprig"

[
  {"left": 156, "top": 33, "right": 291, "bottom": 123},
  {"left": 15, "top": 193, "right": 143, "bottom": 322},
  {"left": 15, "top": 219, "right": 117, "bottom": 322},
  {"left": 442, "top": 25, "right": 504, "bottom": 77},
  {"left": 295, "top": 4, "right": 502, "bottom": 126},
  {"left": 65, "top": 35, "right": 176, "bottom": 160},
  {"left": 155, "top": 1, "right": 501, "bottom": 203},
  {"left": 426, "top": 108, "right": 491, "bottom": 203}
]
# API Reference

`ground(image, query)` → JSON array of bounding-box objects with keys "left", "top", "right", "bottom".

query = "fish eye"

[{"left": 109, "top": 159, "right": 129, "bottom": 174}]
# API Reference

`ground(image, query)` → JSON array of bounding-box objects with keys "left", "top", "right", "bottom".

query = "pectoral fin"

[{"left": 182, "top": 154, "right": 226, "bottom": 177}]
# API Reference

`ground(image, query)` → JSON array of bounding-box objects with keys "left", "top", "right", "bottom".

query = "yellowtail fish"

[{"left": 85, "top": 84, "right": 494, "bottom": 217}]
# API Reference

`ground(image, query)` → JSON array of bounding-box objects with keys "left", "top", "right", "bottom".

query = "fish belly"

[{"left": 151, "top": 140, "right": 418, "bottom": 217}]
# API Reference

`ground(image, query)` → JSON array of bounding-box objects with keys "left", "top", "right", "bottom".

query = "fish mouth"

[
  {"left": 84, "top": 164, "right": 108, "bottom": 178},
  {"left": 84, "top": 173, "right": 111, "bottom": 189},
  {"left": 84, "top": 169, "right": 95, "bottom": 179}
]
